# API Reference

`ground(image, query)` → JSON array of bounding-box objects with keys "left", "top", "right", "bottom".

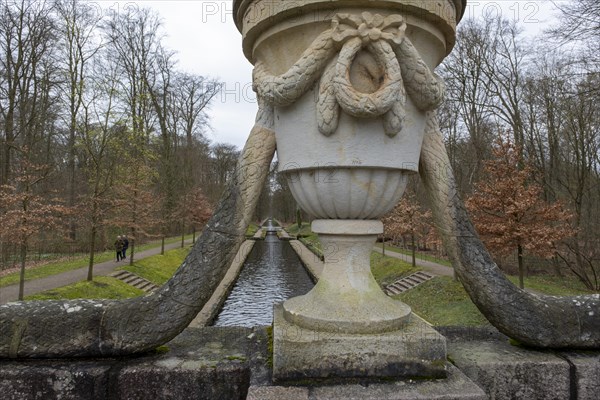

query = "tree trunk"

[
  {"left": 67, "top": 125, "right": 77, "bottom": 240},
  {"left": 87, "top": 227, "right": 97, "bottom": 281},
  {"left": 518, "top": 243, "right": 525, "bottom": 289},
  {"left": 411, "top": 232, "right": 416, "bottom": 267},
  {"left": 18, "top": 242, "right": 27, "bottom": 301},
  {"left": 129, "top": 227, "right": 136, "bottom": 266},
  {"left": 181, "top": 219, "right": 185, "bottom": 248},
  {"left": 192, "top": 227, "right": 196, "bottom": 244},
  {"left": 161, "top": 236, "right": 165, "bottom": 255}
]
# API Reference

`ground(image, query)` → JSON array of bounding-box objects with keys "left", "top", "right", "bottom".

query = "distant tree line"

[{"left": 0, "top": 0, "right": 239, "bottom": 288}]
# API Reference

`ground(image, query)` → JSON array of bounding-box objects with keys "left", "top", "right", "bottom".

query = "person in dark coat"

[
  {"left": 115, "top": 236, "right": 124, "bottom": 262},
  {"left": 121, "top": 235, "right": 129, "bottom": 260}
]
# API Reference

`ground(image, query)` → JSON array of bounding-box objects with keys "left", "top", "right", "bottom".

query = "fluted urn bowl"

[{"left": 286, "top": 168, "right": 408, "bottom": 219}]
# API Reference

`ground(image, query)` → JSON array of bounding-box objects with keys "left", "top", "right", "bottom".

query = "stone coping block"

[
  {"left": 435, "top": 325, "right": 508, "bottom": 342},
  {"left": 448, "top": 339, "right": 571, "bottom": 400},
  {"left": 559, "top": 351, "right": 600, "bottom": 400},
  {"left": 249, "top": 364, "right": 486, "bottom": 400},
  {"left": 0, "top": 327, "right": 253, "bottom": 400},
  {"left": 273, "top": 304, "right": 447, "bottom": 382},
  {"left": 0, "top": 362, "right": 113, "bottom": 400}
]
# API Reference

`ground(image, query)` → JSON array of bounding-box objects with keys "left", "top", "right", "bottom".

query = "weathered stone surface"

[
  {"left": 560, "top": 351, "right": 600, "bottom": 400},
  {"left": 250, "top": 364, "right": 485, "bottom": 400},
  {"left": 0, "top": 362, "right": 112, "bottom": 400},
  {"left": 436, "top": 325, "right": 508, "bottom": 342},
  {"left": 0, "top": 327, "right": 254, "bottom": 400},
  {"left": 3, "top": 326, "right": 600, "bottom": 399},
  {"left": 448, "top": 339, "right": 571, "bottom": 400},
  {"left": 420, "top": 113, "right": 600, "bottom": 348},
  {"left": 308, "top": 365, "right": 486, "bottom": 399},
  {"left": 247, "top": 386, "right": 310, "bottom": 400},
  {"left": 113, "top": 327, "right": 251, "bottom": 400},
  {"left": 115, "top": 364, "right": 248, "bottom": 400},
  {"left": 233, "top": 0, "right": 468, "bottom": 62},
  {"left": 273, "top": 304, "right": 447, "bottom": 381}
]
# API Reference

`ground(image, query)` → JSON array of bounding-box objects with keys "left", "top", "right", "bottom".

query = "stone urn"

[{"left": 234, "top": 0, "right": 466, "bottom": 380}]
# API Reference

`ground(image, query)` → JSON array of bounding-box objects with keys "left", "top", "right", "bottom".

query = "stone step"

[
  {"left": 138, "top": 281, "right": 158, "bottom": 292},
  {"left": 111, "top": 270, "right": 129, "bottom": 279},
  {"left": 385, "top": 286, "right": 402, "bottom": 296},
  {"left": 110, "top": 271, "right": 158, "bottom": 293},
  {"left": 392, "top": 282, "right": 412, "bottom": 291},
  {"left": 405, "top": 276, "right": 423, "bottom": 285},
  {"left": 385, "top": 271, "right": 437, "bottom": 296},
  {"left": 414, "top": 271, "right": 435, "bottom": 280},
  {"left": 123, "top": 275, "right": 139, "bottom": 284}
]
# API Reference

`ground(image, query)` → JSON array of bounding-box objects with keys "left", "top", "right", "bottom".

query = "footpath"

[
  {"left": 0, "top": 239, "right": 193, "bottom": 305},
  {"left": 372, "top": 246, "right": 454, "bottom": 277}
]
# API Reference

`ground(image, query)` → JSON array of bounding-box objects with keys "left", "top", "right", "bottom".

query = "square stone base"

[
  {"left": 272, "top": 303, "right": 447, "bottom": 382},
  {"left": 249, "top": 365, "right": 487, "bottom": 399}
]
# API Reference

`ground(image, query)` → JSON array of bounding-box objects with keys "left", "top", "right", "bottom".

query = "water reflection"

[{"left": 213, "top": 232, "right": 314, "bottom": 327}]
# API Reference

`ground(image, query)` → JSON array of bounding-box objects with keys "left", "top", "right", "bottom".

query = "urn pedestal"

[{"left": 233, "top": 0, "right": 466, "bottom": 381}]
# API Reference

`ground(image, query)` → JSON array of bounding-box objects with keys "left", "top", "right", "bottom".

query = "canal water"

[{"left": 212, "top": 224, "right": 315, "bottom": 327}]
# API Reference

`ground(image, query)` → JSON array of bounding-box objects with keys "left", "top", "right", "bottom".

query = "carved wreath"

[{"left": 253, "top": 12, "right": 445, "bottom": 137}]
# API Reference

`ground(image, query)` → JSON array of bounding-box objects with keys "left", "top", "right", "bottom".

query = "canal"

[{"left": 212, "top": 222, "right": 315, "bottom": 327}]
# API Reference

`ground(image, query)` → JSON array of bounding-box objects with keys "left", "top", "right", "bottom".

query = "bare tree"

[
  {"left": 54, "top": 0, "right": 103, "bottom": 240},
  {"left": 0, "top": 0, "right": 58, "bottom": 268},
  {"left": 0, "top": 0, "right": 56, "bottom": 186},
  {"left": 77, "top": 56, "right": 124, "bottom": 281},
  {"left": 439, "top": 18, "right": 497, "bottom": 192},
  {"left": 0, "top": 159, "right": 66, "bottom": 299}
]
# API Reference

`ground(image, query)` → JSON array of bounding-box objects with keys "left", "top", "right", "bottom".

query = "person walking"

[
  {"left": 114, "top": 236, "right": 124, "bottom": 262},
  {"left": 121, "top": 235, "right": 129, "bottom": 260}
]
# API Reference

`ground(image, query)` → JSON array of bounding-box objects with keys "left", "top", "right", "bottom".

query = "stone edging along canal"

[
  {"left": 189, "top": 240, "right": 256, "bottom": 327},
  {"left": 288, "top": 240, "right": 323, "bottom": 281}
]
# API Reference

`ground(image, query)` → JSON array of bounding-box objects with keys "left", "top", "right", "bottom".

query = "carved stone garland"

[{"left": 253, "top": 12, "right": 445, "bottom": 137}]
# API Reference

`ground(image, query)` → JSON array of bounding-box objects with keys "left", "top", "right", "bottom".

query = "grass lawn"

[
  {"left": 286, "top": 223, "right": 323, "bottom": 258},
  {"left": 246, "top": 223, "right": 260, "bottom": 237},
  {"left": 0, "top": 234, "right": 193, "bottom": 288},
  {"left": 25, "top": 276, "right": 145, "bottom": 301},
  {"left": 370, "top": 250, "right": 597, "bottom": 326},
  {"left": 371, "top": 252, "right": 420, "bottom": 286},
  {"left": 369, "top": 252, "right": 490, "bottom": 326},
  {"left": 23, "top": 247, "right": 192, "bottom": 300},
  {"left": 507, "top": 275, "right": 595, "bottom": 296},
  {"left": 120, "top": 247, "right": 191, "bottom": 286},
  {"left": 396, "top": 276, "right": 491, "bottom": 326}
]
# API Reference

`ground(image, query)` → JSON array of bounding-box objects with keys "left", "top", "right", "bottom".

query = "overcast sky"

[{"left": 104, "top": 1, "right": 565, "bottom": 150}]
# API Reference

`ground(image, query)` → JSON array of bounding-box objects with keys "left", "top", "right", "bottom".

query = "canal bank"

[
  {"left": 213, "top": 225, "right": 314, "bottom": 327},
  {"left": 191, "top": 220, "right": 315, "bottom": 328},
  {"left": 189, "top": 240, "right": 256, "bottom": 327}
]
